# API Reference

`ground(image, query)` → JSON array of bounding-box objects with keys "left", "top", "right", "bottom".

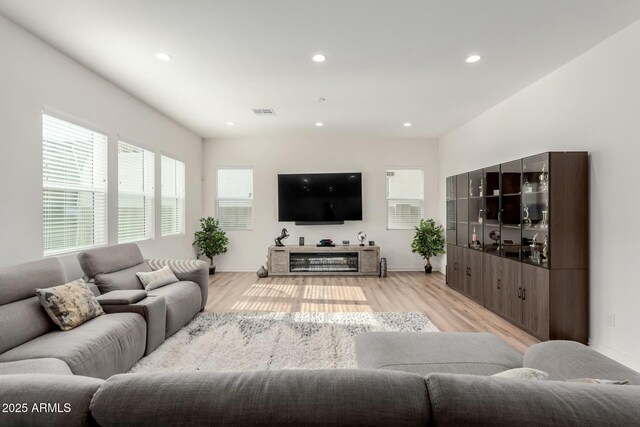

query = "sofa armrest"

[
  {"left": 97, "top": 290, "right": 147, "bottom": 305},
  {"left": 102, "top": 296, "right": 167, "bottom": 355},
  {"left": 147, "top": 259, "right": 209, "bottom": 310},
  {"left": 0, "top": 374, "right": 102, "bottom": 426},
  {"left": 425, "top": 373, "right": 640, "bottom": 426}
]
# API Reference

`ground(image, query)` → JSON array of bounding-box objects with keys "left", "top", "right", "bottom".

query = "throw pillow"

[
  {"left": 36, "top": 279, "right": 105, "bottom": 331},
  {"left": 136, "top": 265, "right": 179, "bottom": 291},
  {"left": 493, "top": 368, "right": 549, "bottom": 381}
]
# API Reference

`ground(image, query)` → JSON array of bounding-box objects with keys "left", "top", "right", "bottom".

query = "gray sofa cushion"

[
  {"left": 148, "top": 259, "right": 209, "bottom": 310},
  {"left": 90, "top": 369, "right": 430, "bottom": 426},
  {"left": 0, "top": 313, "right": 146, "bottom": 379},
  {"left": 0, "top": 374, "right": 102, "bottom": 426},
  {"left": 0, "top": 258, "right": 66, "bottom": 305},
  {"left": 356, "top": 332, "right": 523, "bottom": 376},
  {"left": 425, "top": 373, "right": 640, "bottom": 426},
  {"left": 524, "top": 340, "right": 640, "bottom": 385},
  {"left": 149, "top": 281, "right": 201, "bottom": 337},
  {"left": 94, "top": 262, "right": 151, "bottom": 293},
  {"left": 101, "top": 296, "right": 167, "bottom": 356},
  {"left": 77, "top": 243, "right": 145, "bottom": 278},
  {"left": 0, "top": 296, "right": 53, "bottom": 353},
  {"left": 0, "top": 358, "right": 72, "bottom": 375}
]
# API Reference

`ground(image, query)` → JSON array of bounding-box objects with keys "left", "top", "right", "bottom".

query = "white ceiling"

[{"left": 2, "top": 0, "right": 640, "bottom": 140}]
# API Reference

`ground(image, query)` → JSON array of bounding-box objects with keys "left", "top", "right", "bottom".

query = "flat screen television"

[{"left": 278, "top": 172, "right": 362, "bottom": 224}]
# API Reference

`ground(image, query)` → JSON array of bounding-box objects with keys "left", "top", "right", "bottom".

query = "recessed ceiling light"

[
  {"left": 465, "top": 54, "right": 481, "bottom": 63},
  {"left": 226, "top": 122, "right": 236, "bottom": 126},
  {"left": 315, "top": 97, "right": 326, "bottom": 102},
  {"left": 315, "top": 122, "right": 324, "bottom": 127},
  {"left": 154, "top": 52, "right": 172, "bottom": 61},
  {"left": 403, "top": 122, "right": 413, "bottom": 127},
  {"left": 312, "top": 54, "right": 327, "bottom": 63}
]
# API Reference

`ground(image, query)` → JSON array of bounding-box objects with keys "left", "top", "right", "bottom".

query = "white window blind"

[
  {"left": 42, "top": 114, "right": 108, "bottom": 255},
  {"left": 386, "top": 168, "right": 424, "bottom": 230},
  {"left": 217, "top": 168, "right": 253, "bottom": 230},
  {"left": 118, "top": 141, "right": 155, "bottom": 243},
  {"left": 161, "top": 155, "right": 185, "bottom": 236}
]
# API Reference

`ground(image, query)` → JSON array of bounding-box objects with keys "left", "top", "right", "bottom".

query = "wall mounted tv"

[{"left": 278, "top": 173, "right": 362, "bottom": 225}]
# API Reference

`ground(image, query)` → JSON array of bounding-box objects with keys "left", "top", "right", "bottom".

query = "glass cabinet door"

[
  {"left": 446, "top": 176, "right": 456, "bottom": 244},
  {"left": 500, "top": 160, "right": 522, "bottom": 260},
  {"left": 483, "top": 164, "right": 500, "bottom": 255},
  {"left": 522, "top": 153, "right": 550, "bottom": 268},
  {"left": 456, "top": 173, "right": 469, "bottom": 247},
  {"left": 468, "top": 169, "right": 484, "bottom": 251}
]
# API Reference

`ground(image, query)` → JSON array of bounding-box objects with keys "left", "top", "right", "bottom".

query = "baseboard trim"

[
  {"left": 216, "top": 267, "right": 442, "bottom": 273},
  {"left": 589, "top": 339, "right": 640, "bottom": 372}
]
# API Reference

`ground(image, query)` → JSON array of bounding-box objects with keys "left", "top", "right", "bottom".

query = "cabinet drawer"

[
  {"left": 269, "top": 250, "right": 289, "bottom": 274},
  {"left": 359, "top": 249, "right": 379, "bottom": 274}
]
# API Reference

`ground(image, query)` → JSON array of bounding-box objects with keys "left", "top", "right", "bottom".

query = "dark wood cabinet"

[
  {"left": 445, "top": 152, "right": 588, "bottom": 343},
  {"left": 520, "top": 263, "right": 550, "bottom": 340},
  {"left": 463, "top": 248, "right": 483, "bottom": 303}
]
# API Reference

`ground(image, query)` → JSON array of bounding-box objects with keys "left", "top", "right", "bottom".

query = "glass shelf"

[{"left": 522, "top": 153, "right": 550, "bottom": 268}]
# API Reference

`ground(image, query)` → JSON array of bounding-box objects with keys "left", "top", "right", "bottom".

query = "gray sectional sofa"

[
  {"left": 2, "top": 249, "right": 640, "bottom": 426},
  {"left": 0, "top": 245, "right": 208, "bottom": 379}
]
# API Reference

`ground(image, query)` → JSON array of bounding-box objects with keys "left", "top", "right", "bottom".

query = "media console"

[{"left": 267, "top": 245, "right": 380, "bottom": 276}]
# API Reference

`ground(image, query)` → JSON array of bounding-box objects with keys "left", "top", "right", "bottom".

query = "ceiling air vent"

[{"left": 252, "top": 108, "right": 276, "bottom": 116}]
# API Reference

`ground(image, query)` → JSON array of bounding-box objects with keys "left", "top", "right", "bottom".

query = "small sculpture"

[
  {"left": 357, "top": 231, "right": 367, "bottom": 246},
  {"left": 523, "top": 204, "right": 532, "bottom": 227},
  {"left": 542, "top": 235, "right": 549, "bottom": 260},
  {"left": 274, "top": 228, "right": 289, "bottom": 247},
  {"left": 530, "top": 233, "right": 541, "bottom": 264}
]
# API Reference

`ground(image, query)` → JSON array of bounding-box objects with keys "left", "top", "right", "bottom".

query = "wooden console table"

[{"left": 267, "top": 245, "right": 380, "bottom": 276}]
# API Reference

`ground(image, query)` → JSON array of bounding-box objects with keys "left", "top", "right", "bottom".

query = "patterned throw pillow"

[
  {"left": 136, "top": 265, "right": 179, "bottom": 291},
  {"left": 36, "top": 279, "right": 105, "bottom": 331},
  {"left": 493, "top": 368, "right": 549, "bottom": 381}
]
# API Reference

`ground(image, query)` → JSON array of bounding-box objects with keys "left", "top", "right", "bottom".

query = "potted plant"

[
  {"left": 411, "top": 218, "right": 445, "bottom": 274},
  {"left": 193, "top": 217, "right": 229, "bottom": 275}
]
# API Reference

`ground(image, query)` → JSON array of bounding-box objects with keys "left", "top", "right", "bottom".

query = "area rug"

[{"left": 128, "top": 312, "right": 438, "bottom": 373}]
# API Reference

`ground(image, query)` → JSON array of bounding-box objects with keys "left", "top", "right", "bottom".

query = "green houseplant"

[
  {"left": 411, "top": 218, "right": 445, "bottom": 274},
  {"left": 193, "top": 217, "right": 229, "bottom": 275}
]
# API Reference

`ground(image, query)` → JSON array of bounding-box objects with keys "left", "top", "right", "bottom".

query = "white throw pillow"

[
  {"left": 136, "top": 265, "right": 179, "bottom": 291},
  {"left": 493, "top": 368, "right": 549, "bottom": 381}
]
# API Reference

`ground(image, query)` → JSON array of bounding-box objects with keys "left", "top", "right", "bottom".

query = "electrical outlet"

[{"left": 607, "top": 313, "right": 616, "bottom": 328}]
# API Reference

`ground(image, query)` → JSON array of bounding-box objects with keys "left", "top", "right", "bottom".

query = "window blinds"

[
  {"left": 118, "top": 141, "right": 155, "bottom": 243},
  {"left": 42, "top": 114, "right": 108, "bottom": 255},
  {"left": 386, "top": 169, "right": 424, "bottom": 230},
  {"left": 217, "top": 169, "right": 253, "bottom": 229},
  {"left": 161, "top": 155, "right": 185, "bottom": 236}
]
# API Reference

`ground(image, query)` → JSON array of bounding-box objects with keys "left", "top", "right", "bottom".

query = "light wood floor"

[{"left": 205, "top": 271, "right": 539, "bottom": 353}]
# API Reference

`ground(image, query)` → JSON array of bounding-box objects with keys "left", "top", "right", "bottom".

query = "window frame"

[
  {"left": 160, "top": 154, "right": 186, "bottom": 238},
  {"left": 117, "top": 139, "right": 155, "bottom": 244},
  {"left": 42, "top": 111, "right": 109, "bottom": 256},
  {"left": 215, "top": 167, "right": 254, "bottom": 231},
  {"left": 385, "top": 167, "right": 425, "bottom": 230}
]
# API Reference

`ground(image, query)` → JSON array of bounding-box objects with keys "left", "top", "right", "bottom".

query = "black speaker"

[{"left": 299, "top": 237, "right": 305, "bottom": 246}]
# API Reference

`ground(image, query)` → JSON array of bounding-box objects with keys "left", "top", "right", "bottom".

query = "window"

[
  {"left": 118, "top": 141, "right": 155, "bottom": 243},
  {"left": 386, "top": 168, "right": 424, "bottom": 229},
  {"left": 161, "top": 155, "right": 185, "bottom": 236},
  {"left": 42, "top": 114, "right": 108, "bottom": 255},
  {"left": 216, "top": 168, "right": 253, "bottom": 230}
]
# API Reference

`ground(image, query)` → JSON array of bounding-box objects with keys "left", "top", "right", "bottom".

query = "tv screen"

[{"left": 278, "top": 173, "right": 362, "bottom": 224}]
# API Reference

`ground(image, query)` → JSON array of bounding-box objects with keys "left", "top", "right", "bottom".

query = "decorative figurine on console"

[
  {"left": 274, "top": 228, "right": 289, "bottom": 246},
  {"left": 357, "top": 231, "right": 367, "bottom": 246}
]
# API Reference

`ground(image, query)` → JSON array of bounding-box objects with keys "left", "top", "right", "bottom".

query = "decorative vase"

[
  {"left": 209, "top": 266, "right": 216, "bottom": 275},
  {"left": 379, "top": 257, "right": 387, "bottom": 278},
  {"left": 256, "top": 265, "right": 268, "bottom": 278}
]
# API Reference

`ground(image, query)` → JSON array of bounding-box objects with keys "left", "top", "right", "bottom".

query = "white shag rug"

[{"left": 128, "top": 312, "right": 438, "bottom": 373}]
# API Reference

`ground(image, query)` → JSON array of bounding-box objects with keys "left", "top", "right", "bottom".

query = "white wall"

[
  {"left": 0, "top": 15, "right": 203, "bottom": 279},
  {"left": 439, "top": 19, "right": 640, "bottom": 370},
  {"left": 203, "top": 137, "right": 439, "bottom": 272}
]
